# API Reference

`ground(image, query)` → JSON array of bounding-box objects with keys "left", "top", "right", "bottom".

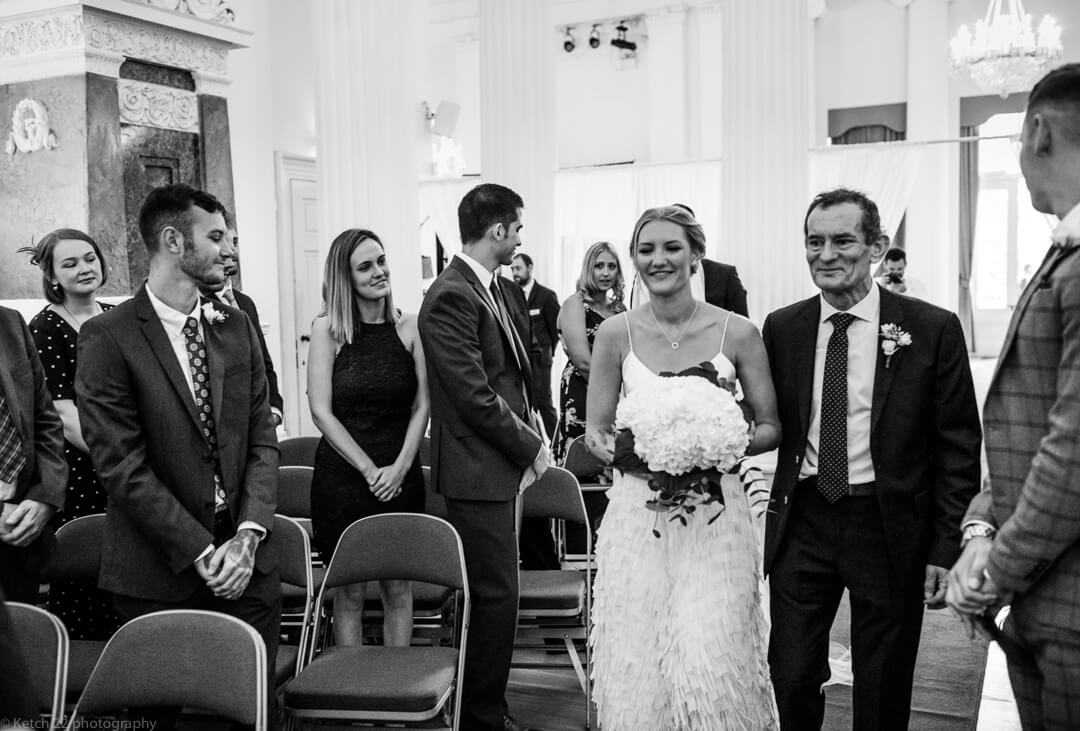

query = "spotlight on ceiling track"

[
  {"left": 611, "top": 22, "right": 636, "bottom": 52},
  {"left": 563, "top": 27, "right": 576, "bottom": 53},
  {"left": 589, "top": 24, "right": 601, "bottom": 49}
]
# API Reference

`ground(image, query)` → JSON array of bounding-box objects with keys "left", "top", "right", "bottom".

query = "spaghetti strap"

[
  {"left": 624, "top": 312, "right": 634, "bottom": 356},
  {"left": 720, "top": 311, "right": 733, "bottom": 353}
]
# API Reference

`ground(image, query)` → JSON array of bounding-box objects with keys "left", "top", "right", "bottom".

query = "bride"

[{"left": 585, "top": 205, "right": 780, "bottom": 730}]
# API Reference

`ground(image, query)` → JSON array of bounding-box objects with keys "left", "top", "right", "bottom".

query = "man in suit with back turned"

[
  {"left": 419, "top": 182, "right": 551, "bottom": 731},
  {"left": 76, "top": 184, "right": 280, "bottom": 714},
  {"left": 762, "top": 188, "right": 981, "bottom": 730},
  {"left": 947, "top": 63, "right": 1080, "bottom": 728}
]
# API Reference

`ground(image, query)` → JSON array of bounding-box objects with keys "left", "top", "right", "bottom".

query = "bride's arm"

[
  {"left": 734, "top": 321, "right": 781, "bottom": 455},
  {"left": 585, "top": 315, "right": 627, "bottom": 464}
]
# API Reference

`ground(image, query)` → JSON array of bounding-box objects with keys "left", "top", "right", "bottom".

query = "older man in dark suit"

[
  {"left": 419, "top": 183, "right": 550, "bottom": 731},
  {"left": 510, "top": 253, "right": 560, "bottom": 436},
  {"left": 76, "top": 185, "right": 280, "bottom": 699},
  {"left": 0, "top": 306, "right": 67, "bottom": 602},
  {"left": 948, "top": 63, "right": 1080, "bottom": 728},
  {"left": 762, "top": 188, "right": 981, "bottom": 730}
]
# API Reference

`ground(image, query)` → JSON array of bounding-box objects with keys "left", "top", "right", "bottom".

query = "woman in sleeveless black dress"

[
  {"left": 308, "top": 229, "right": 428, "bottom": 647},
  {"left": 21, "top": 230, "right": 121, "bottom": 641}
]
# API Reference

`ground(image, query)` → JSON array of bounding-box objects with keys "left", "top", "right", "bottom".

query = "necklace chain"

[
  {"left": 59, "top": 302, "right": 98, "bottom": 330},
  {"left": 649, "top": 302, "right": 699, "bottom": 350}
]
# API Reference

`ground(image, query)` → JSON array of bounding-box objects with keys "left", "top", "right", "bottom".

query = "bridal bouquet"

[{"left": 612, "top": 364, "right": 751, "bottom": 535}]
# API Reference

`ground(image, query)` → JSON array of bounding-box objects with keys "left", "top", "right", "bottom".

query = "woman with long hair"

[
  {"left": 552, "top": 241, "right": 626, "bottom": 463},
  {"left": 307, "top": 229, "right": 429, "bottom": 647},
  {"left": 19, "top": 229, "right": 120, "bottom": 640}
]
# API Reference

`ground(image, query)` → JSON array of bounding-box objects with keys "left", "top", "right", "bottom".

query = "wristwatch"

[{"left": 961, "top": 523, "right": 995, "bottom": 547}]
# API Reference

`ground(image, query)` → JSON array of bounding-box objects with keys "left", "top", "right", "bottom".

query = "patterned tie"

[
  {"left": 0, "top": 391, "right": 26, "bottom": 485},
  {"left": 817, "top": 312, "right": 855, "bottom": 504},
  {"left": 182, "top": 317, "right": 228, "bottom": 513}
]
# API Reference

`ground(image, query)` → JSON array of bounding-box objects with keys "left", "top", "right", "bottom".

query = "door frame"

[{"left": 274, "top": 153, "right": 317, "bottom": 435}]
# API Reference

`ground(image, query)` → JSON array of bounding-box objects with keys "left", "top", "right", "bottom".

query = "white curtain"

[
  {"left": 808, "top": 144, "right": 925, "bottom": 239},
  {"left": 418, "top": 177, "right": 475, "bottom": 276}
]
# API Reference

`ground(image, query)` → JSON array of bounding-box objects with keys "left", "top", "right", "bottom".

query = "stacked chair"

[
  {"left": 278, "top": 435, "right": 320, "bottom": 468},
  {"left": 271, "top": 514, "right": 315, "bottom": 689},
  {"left": 282, "top": 513, "right": 470, "bottom": 730},
  {"left": 6, "top": 601, "right": 68, "bottom": 729}
]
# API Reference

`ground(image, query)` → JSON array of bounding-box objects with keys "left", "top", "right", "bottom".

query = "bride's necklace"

[{"left": 649, "top": 302, "right": 699, "bottom": 350}]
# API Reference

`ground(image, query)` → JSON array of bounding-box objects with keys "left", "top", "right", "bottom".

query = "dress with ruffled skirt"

[{"left": 590, "top": 350, "right": 777, "bottom": 730}]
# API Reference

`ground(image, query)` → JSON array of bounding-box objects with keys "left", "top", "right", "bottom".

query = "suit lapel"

[
  {"left": 870, "top": 289, "right": 903, "bottom": 435},
  {"left": 134, "top": 287, "right": 206, "bottom": 439},
  {"left": 0, "top": 343, "right": 25, "bottom": 440},
  {"left": 454, "top": 259, "right": 527, "bottom": 374},
  {"left": 793, "top": 298, "right": 820, "bottom": 437}
]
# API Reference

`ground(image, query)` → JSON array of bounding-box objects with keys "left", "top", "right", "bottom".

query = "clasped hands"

[
  {"left": 195, "top": 528, "right": 259, "bottom": 600},
  {"left": 0, "top": 498, "right": 54, "bottom": 547},
  {"left": 368, "top": 462, "right": 407, "bottom": 502},
  {"left": 945, "top": 536, "right": 1008, "bottom": 639}
]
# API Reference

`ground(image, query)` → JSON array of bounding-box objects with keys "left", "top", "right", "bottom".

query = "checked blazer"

[{"left": 966, "top": 239, "right": 1080, "bottom": 630}]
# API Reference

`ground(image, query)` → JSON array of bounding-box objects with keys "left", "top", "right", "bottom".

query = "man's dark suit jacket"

[
  {"left": 524, "top": 282, "right": 559, "bottom": 366},
  {"left": 230, "top": 289, "right": 284, "bottom": 415},
  {"left": 702, "top": 259, "right": 749, "bottom": 317},
  {"left": 419, "top": 258, "right": 541, "bottom": 502},
  {"left": 762, "top": 287, "right": 981, "bottom": 583},
  {"left": 76, "top": 285, "right": 279, "bottom": 602},
  {"left": 0, "top": 307, "right": 67, "bottom": 575}
]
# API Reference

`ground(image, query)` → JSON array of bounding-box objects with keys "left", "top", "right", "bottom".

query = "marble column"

[
  {"left": 905, "top": 0, "right": 957, "bottom": 310},
  {"left": 721, "top": 0, "right": 813, "bottom": 319},
  {"left": 477, "top": 0, "right": 556, "bottom": 281},
  {"left": 312, "top": 0, "right": 425, "bottom": 312}
]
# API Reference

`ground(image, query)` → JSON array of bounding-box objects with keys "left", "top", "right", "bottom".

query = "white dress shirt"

[
  {"left": 799, "top": 283, "right": 881, "bottom": 485},
  {"left": 1053, "top": 200, "right": 1080, "bottom": 243},
  {"left": 521, "top": 279, "right": 535, "bottom": 303},
  {"left": 145, "top": 285, "right": 264, "bottom": 555}
]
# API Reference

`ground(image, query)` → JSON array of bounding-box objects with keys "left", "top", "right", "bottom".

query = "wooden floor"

[{"left": 507, "top": 649, "right": 593, "bottom": 731}]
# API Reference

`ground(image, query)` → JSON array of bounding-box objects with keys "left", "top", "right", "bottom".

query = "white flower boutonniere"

[
  {"left": 879, "top": 323, "right": 911, "bottom": 369},
  {"left": 201, "top": 301, "right": 227, "bottom": 324}
]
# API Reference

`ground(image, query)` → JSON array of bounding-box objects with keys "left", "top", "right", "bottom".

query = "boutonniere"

[
  {"left": 201, "top": 301, "right": 227, "bottom": 324},
  {"left": 879, "top": 323, "right": 911, "bottom": 368}
]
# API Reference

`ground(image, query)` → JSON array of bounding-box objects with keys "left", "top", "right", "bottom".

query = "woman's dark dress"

[
  {"left": 553, "top": 295, "right": 608, "bottom": 463},
  {"left": 311, "top": 321, "right": 424, "bottom": 559},
  {"left": 29, "top": 306, "right": 121, "bottom": 641}
]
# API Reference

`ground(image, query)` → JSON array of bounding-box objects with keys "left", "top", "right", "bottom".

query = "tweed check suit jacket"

[{"left": 966, "top": 240, "right": 1080, "bottom": 629}]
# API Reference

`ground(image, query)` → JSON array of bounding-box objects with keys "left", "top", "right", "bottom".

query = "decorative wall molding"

[
  {"left": 117, "top": 78, "right": 199, "bottom": 132},
  {"left": 0, "top": 4, "right": 235, "bottom": 86},
  {"left": 133, "top": 0, "right": 236, "bottom": 25}
]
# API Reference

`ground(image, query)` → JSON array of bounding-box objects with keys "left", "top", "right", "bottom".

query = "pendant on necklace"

[{"left": 671, "top": 342, "right": 679, "bottom": 350}]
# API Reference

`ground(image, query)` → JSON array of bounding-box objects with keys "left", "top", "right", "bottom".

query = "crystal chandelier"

[{"left": 950, "top": 0, "right": 1063, "bottom": 98}]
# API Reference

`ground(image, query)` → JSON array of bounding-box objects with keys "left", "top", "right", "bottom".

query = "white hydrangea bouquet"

[{"left": 612, "top": 363, "right": 752, "bottom": 536}]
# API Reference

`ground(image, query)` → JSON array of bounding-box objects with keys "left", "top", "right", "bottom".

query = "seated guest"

[
  {"left": 199, "top": 214, "right": 285, "bottom": 427},
  {"left": 19, "top": 230, "right": 120, "bottom": 640},
  {"left": 308, "top": 229, "right": 428, "bottom": 647},
  {"left": 0, "top": 305, "right": 66, "bottom": 603}
]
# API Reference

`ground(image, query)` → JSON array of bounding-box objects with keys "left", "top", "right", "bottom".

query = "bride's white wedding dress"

[{"left": 590, "top": 331, "right": 778, "bottom": 730}]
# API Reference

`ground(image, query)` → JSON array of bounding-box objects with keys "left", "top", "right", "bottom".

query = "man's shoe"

[{"left": 503, "top": 713, "right": 536, "bottom": 731}]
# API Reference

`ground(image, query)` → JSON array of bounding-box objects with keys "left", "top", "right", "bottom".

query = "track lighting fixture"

[
  {"left": 589, "top": 24, "right": 601, "bottom": 49},
  {"left": 611, "top": 22, "right": 636, "bottom": 53},
  {"left": 563, "top": 27, "right": 576, "bottom": 53}
]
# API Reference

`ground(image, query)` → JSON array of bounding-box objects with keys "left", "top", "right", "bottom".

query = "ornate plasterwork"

[
  {"left": 84, "top": 11, "right": 228, "bottom": 77},
  {"left": 0, "top": 10, "right": 84, "bottom": 59},
  {"left": 117, "top": 78, "right": 199, "bottom": 133},
  {"left": 5, "top": 98, "right": 59, "bottom": 154},
  {"left": 138, "top": 0, "right": 237, "bottom": 25}
]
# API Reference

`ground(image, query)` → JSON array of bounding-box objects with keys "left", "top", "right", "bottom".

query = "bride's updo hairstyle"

[{"left": 629, "top": 205, "right": 707, "bottom": 273}]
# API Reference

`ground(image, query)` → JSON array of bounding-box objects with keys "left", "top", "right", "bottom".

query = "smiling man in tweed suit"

[{"left": 948, "top": 64, "right": 1080, "bottom": 728}]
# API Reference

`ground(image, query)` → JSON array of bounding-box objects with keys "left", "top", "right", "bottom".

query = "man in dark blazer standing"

[
  {"left": 200, "top": 218, "right": 285, "bottom": 426},
  {"left": 510, "top": 252, "right": 560, "bottom": 437},
  {"left": 76, "top": 185, "right": 280, "bottom": 697},
  {"left": 0, "top": 306, "right": 67, "bottom": 602},
  {"left": 419, "top": 183, "right": 550, "bottom": 731},
  {"left": 762, "top": 188, "right": 981, "bottom": 730},
  {"left": 948, "top": 64, "right": 1080, "bottom": 728}
]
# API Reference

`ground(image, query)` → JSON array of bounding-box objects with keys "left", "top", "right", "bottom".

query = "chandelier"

[{"left": 950, "top": 0, "right": 1063, "bottom": 98}]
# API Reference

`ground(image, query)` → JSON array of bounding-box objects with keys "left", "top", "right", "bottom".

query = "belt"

[{"left": 797, "top": 475, "right": 876, "bottom": 498}]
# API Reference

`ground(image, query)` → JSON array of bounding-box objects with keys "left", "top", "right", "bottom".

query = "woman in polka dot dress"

[{"left": 21, "top": 229, "right": 120, "bottom": 641}]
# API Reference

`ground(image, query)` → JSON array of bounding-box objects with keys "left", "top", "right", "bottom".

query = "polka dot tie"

[
  {"left": 182, "top": 317, "right": 227, "bottom": 513},
  {"left": 817, "top": 312, "right": 855, "bottom": 504}
]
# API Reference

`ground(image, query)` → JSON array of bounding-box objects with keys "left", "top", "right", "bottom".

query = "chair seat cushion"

[
  {"left": 276, "top": 643, "right": 300, "bottom": 687},
  {"left": 519, "top": 570, "right": 585, "bottom": 612},
  {"left": 283, "top": 645, "right": 458, "bottom": 713},
  {"left": 66, "top": 639, "right": 107, "bottom": 698}
]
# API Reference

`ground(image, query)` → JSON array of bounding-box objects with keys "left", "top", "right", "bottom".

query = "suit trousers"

[
  {"left": 532, "top": 358, "right": 558, "bottom": 439},
  {"left": 444, "top": 496, "right": 520, "bottom": 731},
  {"left": 769, "top": 487, "right": 925, "bottom": 731},
  {"left": 1002, "top": 602, "right": 1080, "bottom": 730},
  {"left": 0, "top": 532, "right": 53, "bottom": 603}
]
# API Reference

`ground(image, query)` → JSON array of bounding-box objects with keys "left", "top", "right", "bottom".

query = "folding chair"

[
  {"left": 277, "top": 465, "right": 314, "bottom": 524},
  {"left": 560, "top": 435, "right": 609, "bottom": 568},
  {"left": 7, "top": 602, "right": 68, "bottom": 730},
  {"left": 39, "top": 513, "right": 108, "bottom": 705},
  {"left": 283, "top": 513, "right": 469, "bottom": 730},
  {"left": 66, "top": 610, "right": 268, "bottom": 731},
  {"left": 514, "top": 466, "right": 592, "bottom": 726},
  {"left": 279, "top": 435, "right": 320, "bottom": 467},
  {"left": 271, "top": 515, "right": 314, "bottom": 688}
]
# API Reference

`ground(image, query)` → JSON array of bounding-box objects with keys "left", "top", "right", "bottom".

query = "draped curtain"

[{"left": 958, "top": 125, "right": 980, "bottom": 351}]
